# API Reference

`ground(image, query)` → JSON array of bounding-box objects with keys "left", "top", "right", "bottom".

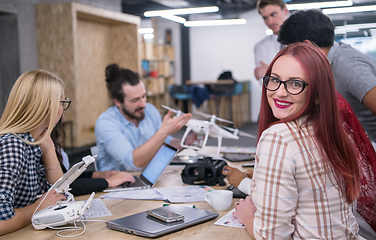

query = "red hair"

[{"left": 258, "top": 42, "right": 360, "bottom": 203}]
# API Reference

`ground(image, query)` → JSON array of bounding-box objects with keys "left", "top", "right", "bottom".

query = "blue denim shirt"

[{"left": 94, "top": 104, "right": 173, "bottom": 171}]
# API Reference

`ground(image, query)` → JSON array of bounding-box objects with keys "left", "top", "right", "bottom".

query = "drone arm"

[
  {"left": 202, "top": 128, "right": 210, "bottom": 149},
  {"left": 180, "top": 126, "right": 190, "bottom": 148},
  {"left": 217, "top": 136, "right": 223, "bottom": 156},
  {"left": 181, "top": 126, "right": 198, "bottom": 150}
]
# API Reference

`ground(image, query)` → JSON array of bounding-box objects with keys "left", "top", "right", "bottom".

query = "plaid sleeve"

[
  {"left": 0, "top": 135, "right": 26, "bottom": 221},
  {"left": 252, "top": 128, "right": 298, "bottom": 240}
]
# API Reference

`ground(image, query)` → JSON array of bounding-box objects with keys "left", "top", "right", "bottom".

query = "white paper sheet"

[
  {"left": 156, "top": 185, "right": 214, "bottom": 203},
  {"left": 214, "top": 208, "right": 245, "bottom": 228},
  {"left": 83, "top": 198, "right": 112, "bottom": 219},
  {"left": 100, "top": 186, "right": 213, "bottom": 203},
  {"left": 101, "top": 188, "right": 166, "bottom": 200}
]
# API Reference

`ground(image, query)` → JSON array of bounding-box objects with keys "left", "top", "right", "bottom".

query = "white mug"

[{"left": 205, "top": 190, "right": 233, "bottom": 211}]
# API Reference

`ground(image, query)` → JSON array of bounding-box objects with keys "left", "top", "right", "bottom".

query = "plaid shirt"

[
  {"left": 0, "top": 133, "right": 50, "bottom": 221},
  {"left": 252, "top": 119, "right": 359, "bottom": 239}
]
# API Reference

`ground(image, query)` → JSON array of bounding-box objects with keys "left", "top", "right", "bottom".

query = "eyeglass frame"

[
  {"left": 60, "top": 98, "right": 71, "bottom": 110},
  {"left": 263, "top": 75, "right": 308, "bottom": 95}
]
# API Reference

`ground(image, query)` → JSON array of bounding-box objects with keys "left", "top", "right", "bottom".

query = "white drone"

[{"left": 162, "top": 105, "right": 255, "bottom": 156}]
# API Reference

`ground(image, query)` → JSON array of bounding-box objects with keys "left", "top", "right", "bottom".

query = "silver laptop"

[
  {"left": 106, "top": 205, "right": 219, "bottom": 238},
  {"left": 104, "top": 143, "right": 178, "bottom": 192}
]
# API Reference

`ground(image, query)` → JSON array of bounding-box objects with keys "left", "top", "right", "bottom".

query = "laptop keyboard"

[{"left": 124, "top": 176, "right": 145, "bottom": 187}]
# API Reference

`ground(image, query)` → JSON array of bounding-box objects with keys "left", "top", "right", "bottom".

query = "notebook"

[
  {"left": 106, "top": 205, "right": 219, "bottom": 238},
  {"left": 103, "top": 143, "right": 178, "bottom": 192}
]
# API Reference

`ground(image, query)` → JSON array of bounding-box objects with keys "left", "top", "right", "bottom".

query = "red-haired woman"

[{"left": 233, "top": 42, "right": 360, "bottom": 239}]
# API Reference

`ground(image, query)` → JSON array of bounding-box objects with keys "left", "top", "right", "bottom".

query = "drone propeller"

[
  {"left": 219, "top": 125, "right": 256, "bottom": 138},
  {"left": 161, "top": 105, "right": 184, "bottom": 116},
  {"left": 194, "top": 111, "right": 233, "bottom": 124},
  {"left": 161, "top": 105, "right": 178, "bottom": 113}
]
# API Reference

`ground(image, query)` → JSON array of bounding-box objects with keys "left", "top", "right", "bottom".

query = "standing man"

[
  {"left": 95, "top": 64, "right": 195, "bottom": 172},
  {"left": 278, "top": 9, "right": 376, "bottom": 239},
  {"left": 254, "top": 0, "right": 289, "bottom": 84}
]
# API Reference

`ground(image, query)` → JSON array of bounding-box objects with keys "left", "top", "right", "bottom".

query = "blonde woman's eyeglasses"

[{"left": 60, "top": 98, "right": 71, "bottom": 110}]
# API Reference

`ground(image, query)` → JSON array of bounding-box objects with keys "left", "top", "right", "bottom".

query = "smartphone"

[
  {"left": 242, "top": 162, "right": 255, "bottom": 167},
  {"left": 146, "top": 207, "right": 184, "bottom": 223}
]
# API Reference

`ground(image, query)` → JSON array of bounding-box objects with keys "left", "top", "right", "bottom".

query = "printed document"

[
  {"left": 84, "top": 198, "right": 112, "bottom": 219},
  {"left": 214, "top": 208, "right": 245, "bottom": 228},
  {"left": 156, "top": 186, "right": 213, "bottom": 203}
]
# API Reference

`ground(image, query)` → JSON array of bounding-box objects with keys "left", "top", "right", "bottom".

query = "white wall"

[{"left": 189, "top": 9, "right": 268, "bottom": 122}]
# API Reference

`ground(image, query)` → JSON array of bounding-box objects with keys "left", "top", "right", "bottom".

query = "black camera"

[{"left": 181, "top": 157, "right": 227, "bottom": 186}]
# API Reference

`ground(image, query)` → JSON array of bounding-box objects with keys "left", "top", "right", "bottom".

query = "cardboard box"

[
  {"left": 153, "top": 44, "right": 164, "bottom": 60},
  {"left": 158, "top": 77, "right": 165, "bottom": 93},
  {"left": 144, "top": 42, "right": 153, "bottom": 60}
]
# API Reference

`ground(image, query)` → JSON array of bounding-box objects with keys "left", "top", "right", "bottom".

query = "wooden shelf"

[{"left": 141, "top": 43, "right": 176, "bottom": 110}]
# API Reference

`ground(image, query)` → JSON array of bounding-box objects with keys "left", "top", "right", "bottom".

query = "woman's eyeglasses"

[
  {"left": 263, "top": 75, "right": 308, "bottom": 95},
  {"left": 60, "top": 98, "right": 71, "bottom": 110}
]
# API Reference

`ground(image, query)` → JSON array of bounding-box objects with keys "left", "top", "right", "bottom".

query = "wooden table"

[{"left": 2, "top": 153, "right": 251, "bottom": 239}]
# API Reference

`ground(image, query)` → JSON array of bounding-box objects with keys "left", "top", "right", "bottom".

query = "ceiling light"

[
  {"left": 138, "top": 28, "right": 154, "bottom": 34},
  {"left": 323, "top": 5, "right": 376, "bottom": 14},
  {"left": 287, "top": 0, "right": 353, "bottom": 10},
  {"left": 152, "top": 0, "right": 189, "bottom": 8},
  {"left": 336, "top": 26, "right": 359, "bottom": 32},
  {"left": 336, "top": 23, "right": 376, "bottom": 31},
  {"left": 144, "top": 6, "right": 219, "bottom": 17},
  {"left": 161, "top": 14, "right": 186, "bottom": 24},
  {"left": 184, "top": 19, "right": 246, "bottom": 27},
  {"left": 335, "top": 23, "right": 376, "bottom": 34},
  {"left": 143, "top": 34, "right": 154, "bottom": 39},
  {"left": 335, "top": 28, "right": 359, "bottom": 34}
]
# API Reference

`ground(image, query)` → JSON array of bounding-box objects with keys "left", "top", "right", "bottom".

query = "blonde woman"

[{"left": 0, "top": 70, "right": 68, "bottom": 235}]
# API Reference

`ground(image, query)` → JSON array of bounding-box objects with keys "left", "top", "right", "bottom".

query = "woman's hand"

[
  {"left": 222, "top": 165, "right": 247, "bottom": 187},
  {"left": 38, "top": 131, "right": 63, "bottom": 184},
  {"left": 233, "top": 196, "right": 256, "bottom": 224},
  {"left": 105, "top": 172, "right": 135, "bottom": 188},
  {"left": 34, "top": 189, "right": 67, "bottom": 212},
  {"left": 0, "top": 190, "right": 67, "bottom": 236},
  {"left": 37, "top": 131, "right": 55, "bottom": 156},
  {"left": 233, "top": 196, "right": 256, "bottom": 238}
]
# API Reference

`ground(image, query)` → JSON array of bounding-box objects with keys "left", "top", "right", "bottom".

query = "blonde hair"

[{"left": 0, "top": 70, "right": 64, "bottom": 145}]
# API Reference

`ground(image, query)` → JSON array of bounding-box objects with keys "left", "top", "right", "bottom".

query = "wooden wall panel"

[
  {"left": 35, "top": 2, "right": 77, "bottom": 145},
  {"left": 110, "top": 24, "right": 139, "bottom": 72},
  {"left": 36, "top": 2, "right": 140, "bottom": 147},
  {"left": 75, "top": 19, "right": 112, "bottom": 146}
]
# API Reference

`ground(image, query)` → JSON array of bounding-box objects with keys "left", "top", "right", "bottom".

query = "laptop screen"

[{"left": 141, "top": 143, "right": 177, "bottom": 184}]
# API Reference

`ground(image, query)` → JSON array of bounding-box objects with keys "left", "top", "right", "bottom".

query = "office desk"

[{"left": 2, "top": 159, "right": 251, "bottom": 239}]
